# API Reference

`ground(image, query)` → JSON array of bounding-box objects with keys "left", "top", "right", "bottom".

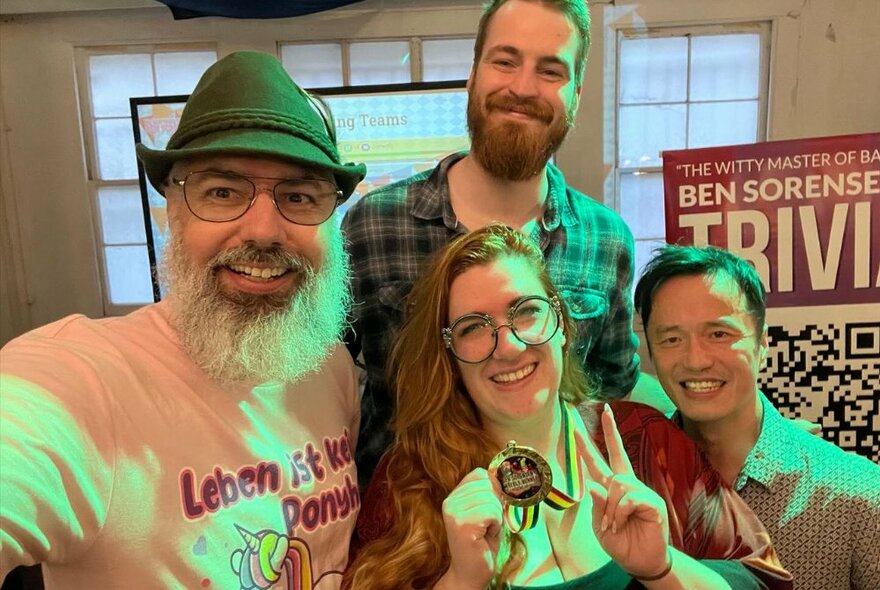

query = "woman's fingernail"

[{"left": 601, "top": 515, "right": 608, "bottom": 532}]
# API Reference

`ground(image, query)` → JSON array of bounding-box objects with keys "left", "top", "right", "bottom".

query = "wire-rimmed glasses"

[
  {"left": 442, "top": 295, "right": 562, "bottom": 364},
  {"left": 170, "top": 170, "right": 344, "bottom": 225}
]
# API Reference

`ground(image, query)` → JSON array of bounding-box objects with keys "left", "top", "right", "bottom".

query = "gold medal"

[{"left": 489, "top": 441, "right": 553, "bottom": 508}]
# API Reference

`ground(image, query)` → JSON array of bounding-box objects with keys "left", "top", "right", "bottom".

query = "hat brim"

[{"left": 136, "top": 128, "right": 366, "bottom": 200}]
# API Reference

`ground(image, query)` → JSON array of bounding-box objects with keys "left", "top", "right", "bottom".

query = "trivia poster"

[{"left": 662, "top": 133, "right": 879, "bottom": 461}]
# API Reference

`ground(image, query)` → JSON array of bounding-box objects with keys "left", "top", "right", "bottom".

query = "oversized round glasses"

[
  {"left": 170, "top": 170, "right": 344, "bottom": 226},
  {"left": 442, "top": 296, "right": 562, "bottom": 364}
]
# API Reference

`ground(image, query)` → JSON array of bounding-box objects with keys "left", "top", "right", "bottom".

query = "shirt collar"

[
  {"left": 670, "top": 392, "right": 798, "bottom": 492},
  {"left": 410, "top": 152, "right": 463, "bottom": 227},
  {"left": 544, "top": 161, "right": 576, "bottom": 231},
  {"left": 733, "top": 391, "right": 802, "bottom": 491},
  {"left": 411, "top": 152, "right": 576, "bottom": 233}
]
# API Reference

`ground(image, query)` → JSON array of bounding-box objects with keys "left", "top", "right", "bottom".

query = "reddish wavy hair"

[{"left": 344, "top": 224, "right": 593, "bottom": 589}]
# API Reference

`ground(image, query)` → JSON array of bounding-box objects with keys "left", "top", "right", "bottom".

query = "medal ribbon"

[{"left": 503, "top": 400, "right": 585, "bottom": 532}]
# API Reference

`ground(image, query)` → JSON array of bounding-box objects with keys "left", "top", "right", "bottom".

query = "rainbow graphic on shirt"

[{"left": 230, "top": 525, "right": 313, "bottom": 590}]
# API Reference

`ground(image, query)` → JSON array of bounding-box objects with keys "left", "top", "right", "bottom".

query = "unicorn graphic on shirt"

[{"left": 230, "top": 525, "right": 320, "bottom": 590}]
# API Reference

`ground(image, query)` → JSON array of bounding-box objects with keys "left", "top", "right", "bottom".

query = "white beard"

[{"left": 160, "top": 226, "right": 351, "bottom": 385}]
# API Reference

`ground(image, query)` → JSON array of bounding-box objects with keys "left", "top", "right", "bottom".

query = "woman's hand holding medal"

[
  {"left": 437, "top": 468, "right": 504, "bottom": 590},
  {"left": 439, "top": 403, "right": 673, "bottom": 587},
  {"left": 578, "top": 404, "right": 673, "bottom": 581}
]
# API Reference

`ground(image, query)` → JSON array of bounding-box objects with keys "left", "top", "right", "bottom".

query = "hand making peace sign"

[{"left": 577, "top": 403, "right": 673, "bottom": 581}]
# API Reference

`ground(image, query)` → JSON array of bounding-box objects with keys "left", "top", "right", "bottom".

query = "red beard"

[{"left": 467, "top": 92, "right": 571, "bottom": 181}]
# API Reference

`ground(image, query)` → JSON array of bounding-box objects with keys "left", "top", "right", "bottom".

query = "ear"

[
  {"left": 466, "top": 65, "right": 476, "bottom": 93},
  {"left": 553, "top": 319, "right": 566, "bottom": 347},
  {"left": 641, "top": 319, "right": 655, "bottom": 360},
  {"left": 569, "top": 82, "right": 582, "bottom": 114},
  {"left": 758, "top": 323, "right": 769, "bottom": 370}
]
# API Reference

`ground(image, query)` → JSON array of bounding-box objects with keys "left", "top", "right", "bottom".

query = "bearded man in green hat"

[{"left": 1, "top": 51, "right": 367, "bottom": 590}]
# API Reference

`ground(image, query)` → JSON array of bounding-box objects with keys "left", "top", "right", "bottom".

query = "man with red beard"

[
  {"left": 343, "top": 0, "right": 641, "bottom": 484},
  {"left": 1, "top": 52, "right": 367, "bottom": 589}
]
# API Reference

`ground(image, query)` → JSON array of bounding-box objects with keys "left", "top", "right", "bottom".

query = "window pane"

[
  {"left": 618, "top": 104, "right": 686, "bottom": 168},
  {"left": 619, "top": 172, "right": 665, "bottom": 240},
  {"left": 281, "top": 43, "right": 344, "bottom": 88},
  {"left": 90, "top": 54, "right": 155, "bottom": 117},
  {"left": 105, "top": 245, "right": 154, "bottom": 305},
  {"left": 154, "top": 51, "right": 217, "bottom": 95},
  {"left": 98, "top": 186, "right": 147, "bottom": 245},
  {"left": 634, "top": 239, "right": 668, "bottom": 285},
  {"left": 423, "top": 38, "right": 474, "bottom": 82},
  {"left": 690, "top": 34, "right": 760, "bottom": 101},
  {"left": 95, "top": 118, "right": 138, "bottom": 180},
  {"left": 688, "top": 101, "right": 758, "bottom": 148},
  {"left": 350, "top": 41, "right": 411, "bottom": 85},
  {"left": 619, "top": 37, "right": 687, "bottom": 104}
]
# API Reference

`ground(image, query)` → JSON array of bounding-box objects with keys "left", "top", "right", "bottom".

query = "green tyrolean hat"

[{"left": 136, "top": 51, "right": 366, "bottom": 199}]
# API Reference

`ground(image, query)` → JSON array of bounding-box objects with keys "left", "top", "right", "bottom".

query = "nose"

[
  {"left": 507, "top": 67, "right": 539, "bottom": 98},
  {"left": 492, "top": 325, "right": 527, "bottom": 359},
  {"left": 682, "top": 337, "right": 713, "bottom": 371},
  {"left": 238, "top": 189, "right": 287, "bottom": 246}
]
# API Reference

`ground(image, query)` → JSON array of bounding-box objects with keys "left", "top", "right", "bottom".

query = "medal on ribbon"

[
  {"left": 489, "top": 441, "right": 552, "bottom": 532},
  {"left": 488, "top": 400, "right": 585, "bottom": 533},
  {"left": 490, "top": 441, "right": 552, "bottom": 506}
]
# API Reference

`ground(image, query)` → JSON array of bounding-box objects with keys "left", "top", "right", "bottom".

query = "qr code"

[{"left": 759, "top": 318, "right": 880, "bottom": 463}]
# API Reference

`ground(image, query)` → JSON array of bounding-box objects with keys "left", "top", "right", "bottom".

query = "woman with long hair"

[{"left": 345, "top": 224, "right": 790, "bottom": 589}]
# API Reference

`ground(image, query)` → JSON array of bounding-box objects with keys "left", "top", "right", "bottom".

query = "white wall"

[{"left": 1, "top": 0, "right": 878, "bottom": 345}]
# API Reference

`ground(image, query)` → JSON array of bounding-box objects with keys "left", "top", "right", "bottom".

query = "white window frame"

[
  {"left": 278, "top": 36, "right": 475, "bottom": 86},
  {"left": 606, "top": 21, "right": 772, "bottom": 226},
  {"left": 75, "top": 44, "right": 217, "bottom": 316}
]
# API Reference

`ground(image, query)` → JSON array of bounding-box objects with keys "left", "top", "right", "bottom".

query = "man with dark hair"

[
  {"left": 1, "top": 51, "right": 366, "bottom": 589},
  {"left": 634, "top": 244, "right": 880, "bottom": 590},
  {"left": 344, "top": 0, "right": 641, "bottom": 483}
]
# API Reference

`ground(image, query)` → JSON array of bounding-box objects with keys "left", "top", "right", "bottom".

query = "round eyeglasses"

[
  {"left": 170, "top": 170, "right": 344, "bottom": 226},
  {"left": 442, "top": 296, "right": 562, "bottom": 364}
]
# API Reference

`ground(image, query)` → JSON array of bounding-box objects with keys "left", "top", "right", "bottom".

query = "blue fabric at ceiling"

[{"left": 155, "top": 0, "right": 366, "bottom": 20}]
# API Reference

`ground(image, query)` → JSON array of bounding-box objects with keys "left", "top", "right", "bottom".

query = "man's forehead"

[
  {"left": 491, "top": 0, "right": 574, "bottom": 26},
  {"left": 650, "top": 272, "right": 752, "bottom": 327},
  {"left": 483, "top": 1, "right": 579, "bottom": 58},
  {"left": 705, "top": 271, "right": 751, "bottom": 309}
]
